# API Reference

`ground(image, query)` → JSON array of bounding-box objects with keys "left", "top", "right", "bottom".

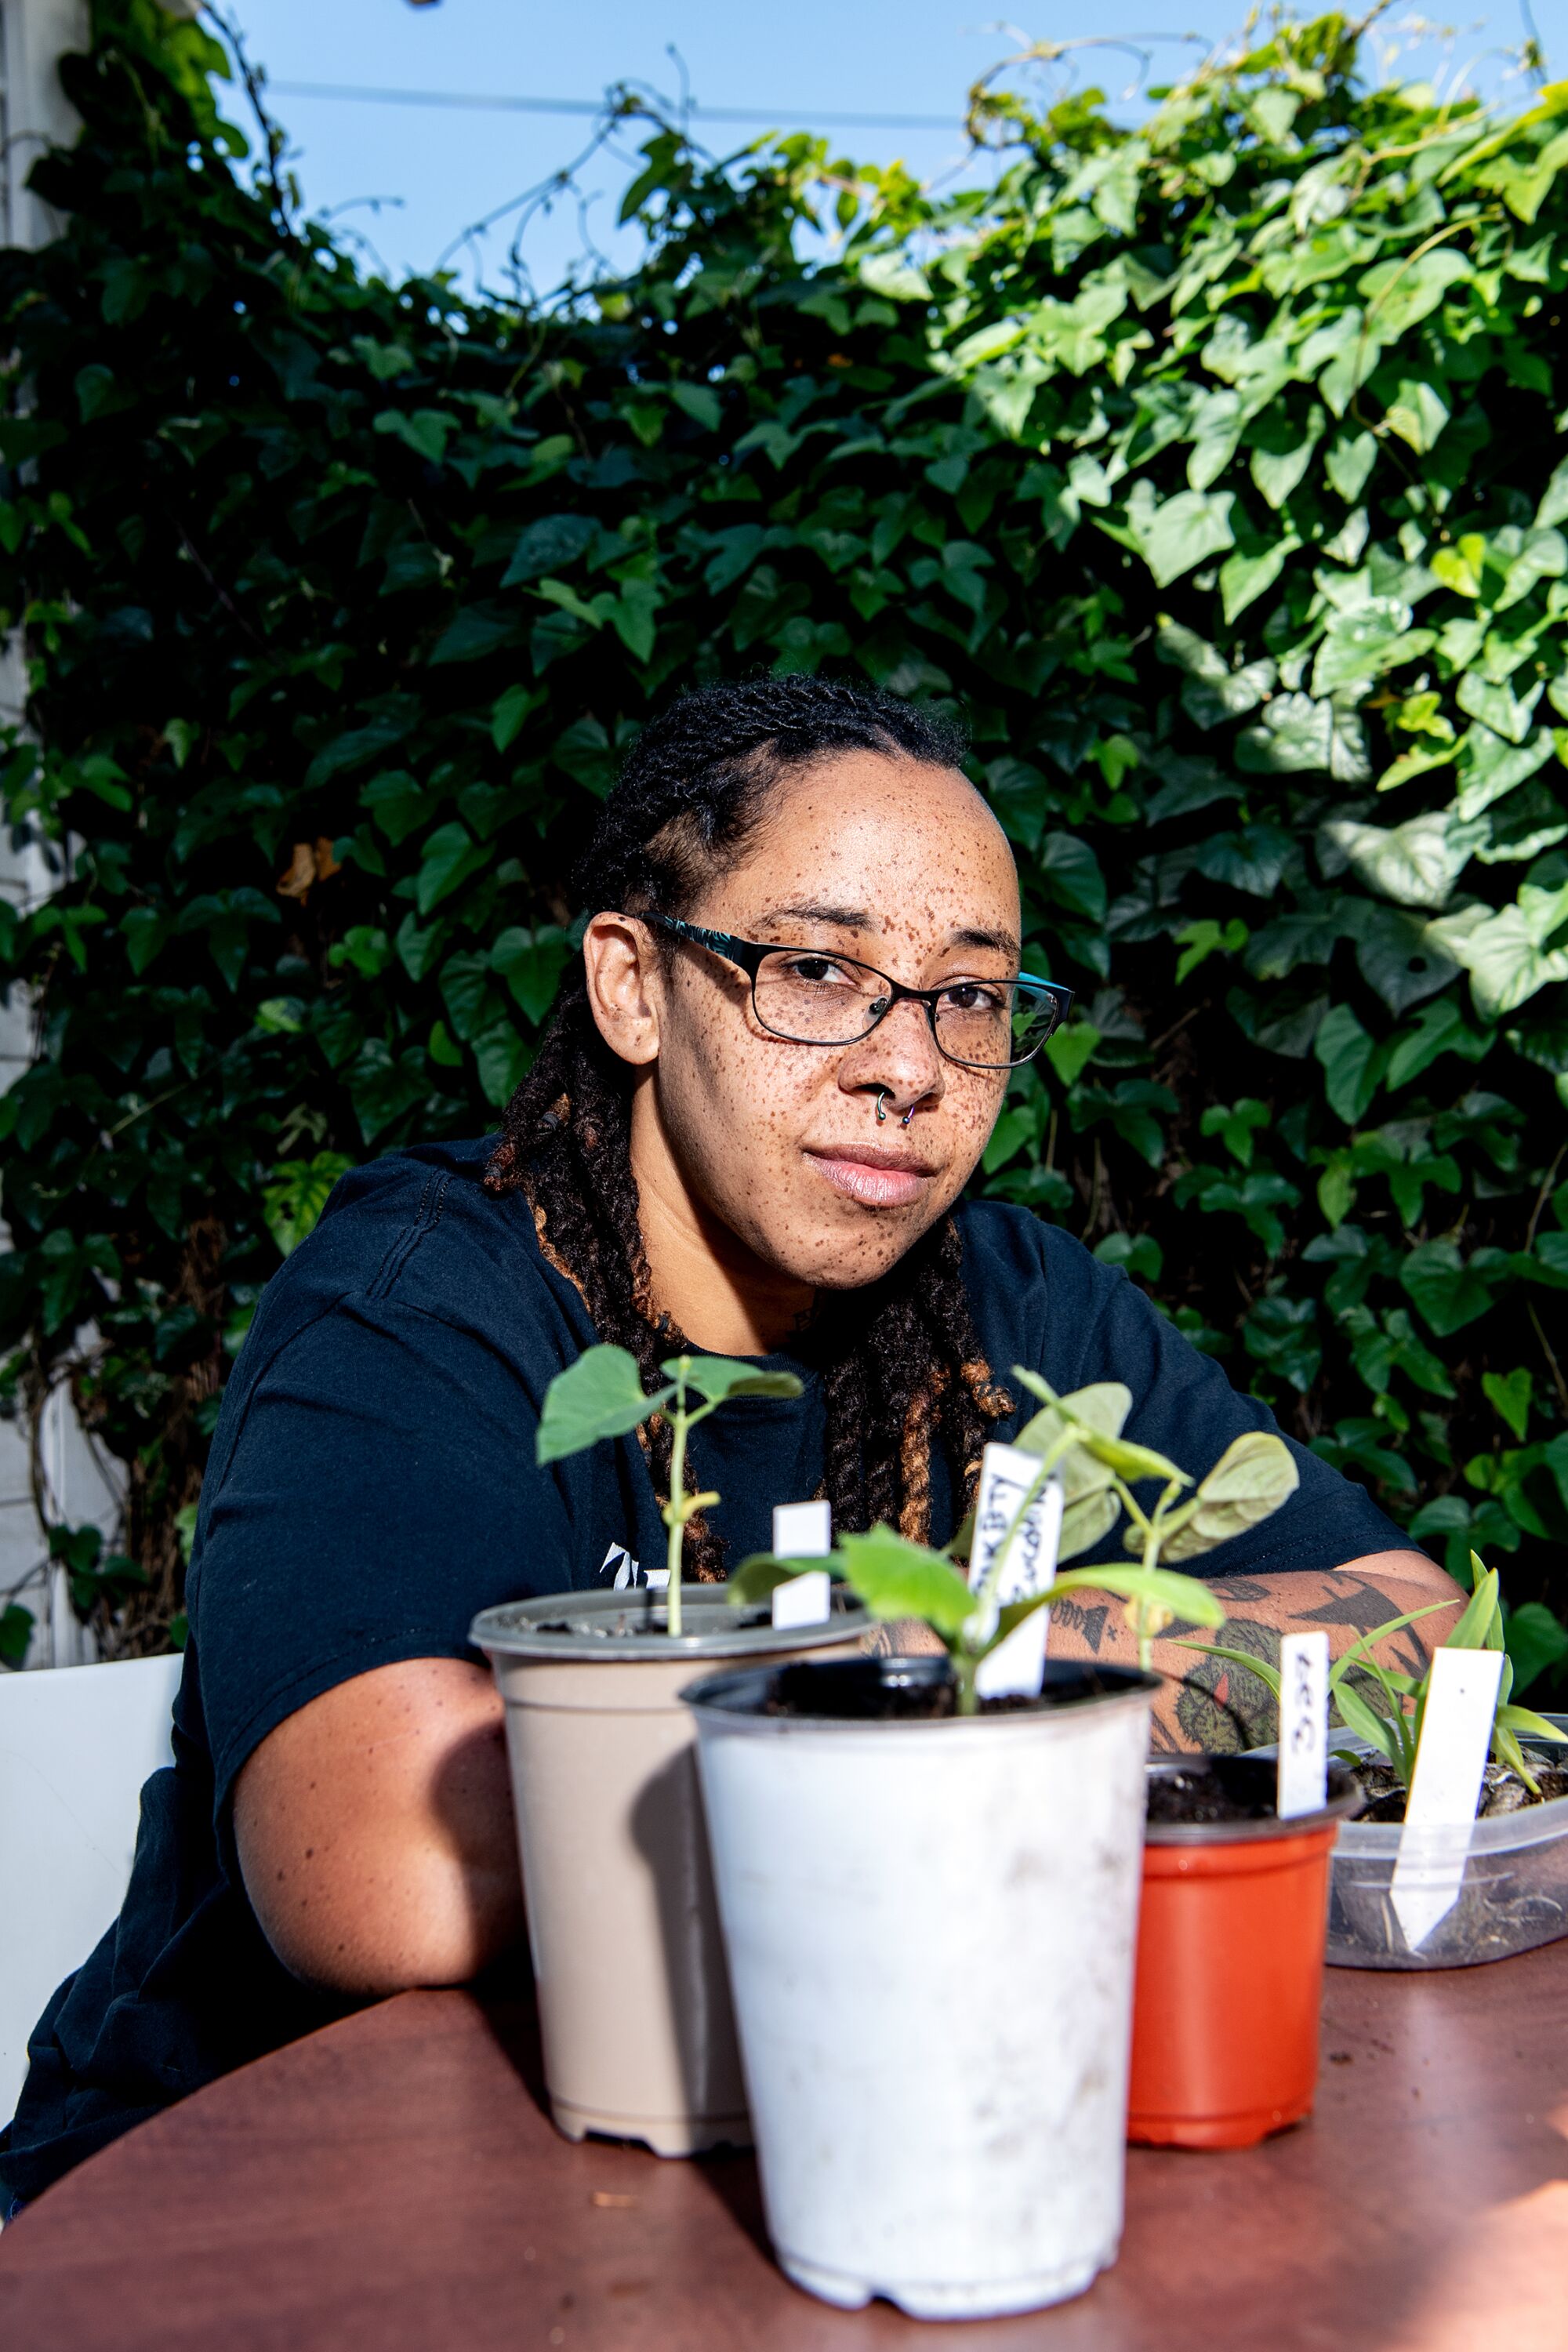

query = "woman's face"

[{"left": 586, "top": 751, "right": 1023, "bottom": 1298}]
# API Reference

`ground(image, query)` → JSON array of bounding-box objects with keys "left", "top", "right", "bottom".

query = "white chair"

[{"left": 0, "top": 1653, "right": 180, "bottom": 2124}]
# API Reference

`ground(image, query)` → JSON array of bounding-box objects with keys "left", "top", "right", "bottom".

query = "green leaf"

[
  {"left": 1314, "top": 1002, "right": 1383, "bottom": 1123},
  {"left": 373, "top": 407, "right": 454, "bottom": 463},
  {"left": 0, "top": 1602, "right": 33, "bottom": 1667},
  {"left": 491, "top": 926, "right": 572, "bottom": 1025},
  {"left": 1333, "top": 1677, "right": 1404, "bottom": 1767},
  {"left": 1044, "top": 1565, "right": 1225, "bottom": 1630},
  {"left": 1220, "top": 535, "right": 1297, "bottom": 624},
  {"left": 1482, "top": 1367, "right": 1533, "bottom": 1441},
  {"left": 1162, "top": 1432, "right": 1299, "bottom": 1559},
  {"left": 430, "top": 602, "right": 527, "bottom": 666},
  {"left": 833, "top": 1524, "right": 975, "bottom": 1638},
  {"left": 1115, "top": 484, "right": 1236, "bottom": 590},
  {"left": 1400, "top": 1240, "right": 1499, "bottom": 1336},
  {"left": 728, "top": 1552, "right": 843, "bottom": 1606},
  {"left": 1325, "top": 429, "right": 1377, "bottom": 503},
  {"left": 659, "top": 1352, "right": 804, "bottom": 1405},
  {"left": 1504, "top": 1602, "right": 1568, "bottom": 1697},
  {"left": 261, "top": 1153, "right": 354, "bottom": 1257},
  {"left": 121, "top": 906, "right": 169, "bottom": 975},
  {"left": 416, "top": 822, "right": 488, "bottom": 916},
  {"left": 1311, "top": 600, "right": 1427, "bottom": 695},
  {"left": 1044, "top": 1020, "right": 1100, "bottom": 1085},
  {"left": 1058, "top": 1489, "right": 1123, "bottom": 1561},
  {"left": 536, "top": 1345, "right": 673, "bottom": 1464},
  {"left": 1171, "top": 1639, "right": 1283, "bottom": 1700},
  {"left": 500, "top": 514, "right": 597, "bottom": 586},
  {"left": 471, "top": 1020, "right": 530, "bottom": 1107}
]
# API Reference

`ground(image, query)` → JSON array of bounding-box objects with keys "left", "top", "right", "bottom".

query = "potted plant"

[
  {"left": 683, "top": 1377, "right": 1254, "bottom": 2319},
  {"left": 1126, "top": 1563, "right": 1465, "bottom": 2151},
  {"left": 470, "top": 1345, "right": 866, "bottom": 2157},
  {"left": 1215, "top": 1559, "right": 1568, "bottom": 1969}
]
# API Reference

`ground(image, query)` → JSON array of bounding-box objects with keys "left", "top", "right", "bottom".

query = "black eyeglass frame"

[{"left": 639, "top": 911, "right": 1074, "bottom": 1071}]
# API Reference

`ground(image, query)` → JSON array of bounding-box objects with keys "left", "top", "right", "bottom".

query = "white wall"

[
  {"left": 1, "top": 0, "right": 87, "bottom": 252},
  {"left": 0, "top": 0, "right": 120, "bottom": 1670}
]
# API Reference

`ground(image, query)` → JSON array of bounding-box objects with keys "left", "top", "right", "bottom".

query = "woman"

[{"left": 1, "top": 675, "right": 1457, "bottom": 2206}]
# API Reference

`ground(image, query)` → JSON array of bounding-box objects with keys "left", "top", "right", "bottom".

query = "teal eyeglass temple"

[{"left": 636, "top": 911, "right": 1074, "bottom": 1069}]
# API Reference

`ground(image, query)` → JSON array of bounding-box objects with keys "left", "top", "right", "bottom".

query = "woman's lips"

[{"left": 805, "top": 1145, "right": 937, "bottom": 1209}]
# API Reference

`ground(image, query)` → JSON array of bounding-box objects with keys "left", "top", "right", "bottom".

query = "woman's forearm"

[{"left": 1047, "top": 1548, "right": 1463, "bottom": 1752}]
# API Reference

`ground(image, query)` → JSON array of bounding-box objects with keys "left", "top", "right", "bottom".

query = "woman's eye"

[
  {"left": 784, "top": 956, "right": 852, "bottom": 986},
  {"left": 941, "top": 982, "right": 1006, "bottom": 1013}
]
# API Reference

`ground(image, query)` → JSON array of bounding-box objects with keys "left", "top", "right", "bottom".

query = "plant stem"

[{"left": 665, "top": 1381, "right": 688, "bottom": 1639}]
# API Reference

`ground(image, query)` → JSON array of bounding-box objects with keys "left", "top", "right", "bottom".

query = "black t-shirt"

[{"left": 0, "top": 1137, "right": 1404, "bottom": 2203}]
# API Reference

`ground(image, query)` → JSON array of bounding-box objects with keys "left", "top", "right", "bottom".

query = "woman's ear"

[{"left": 582, "top": 912, "right": 662, "bottom": 1068}]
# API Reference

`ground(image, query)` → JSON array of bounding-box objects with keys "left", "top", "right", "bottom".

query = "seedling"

[
  {"left": 536, "top": 1343, "right": 803, "bottom": 1637},
  {"left": 731, "top": 1373, "right": 1307, "bottom": 1715},
  {"left": 1181, "top": 1553, "right": 1567, "bottom": 1797}
]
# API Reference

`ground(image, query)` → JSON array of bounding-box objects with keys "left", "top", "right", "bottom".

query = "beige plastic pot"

[{"left": 471, "top": 1584, "right": 866, "bottom": 2156}]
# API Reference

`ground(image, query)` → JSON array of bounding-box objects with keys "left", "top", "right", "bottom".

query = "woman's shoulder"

[
  {"left": 245, "top": 1134, "right": 583, "bottom": 1353},
  {"left": 953, "top": 1197, "right": 1131, "bottom": 1392},
  {"left": 953, "top": 1196, "right": 1105, "bottom": 1295}
]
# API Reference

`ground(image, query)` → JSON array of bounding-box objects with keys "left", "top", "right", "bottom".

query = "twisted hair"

[{"left": 487, "top": 676, "right": 1013, "bottom": 1576}]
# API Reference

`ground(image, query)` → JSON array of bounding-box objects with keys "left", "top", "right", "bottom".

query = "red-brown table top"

[{"left": 2, "top": 1943, "right": 1566, "bottom": 2352}]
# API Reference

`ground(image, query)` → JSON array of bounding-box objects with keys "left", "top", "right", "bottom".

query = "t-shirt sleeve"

[
  {"left": 188, "top": 1294, "right": 572, "bottom": 1811},
  {"left": 1034, "top": 1225, "right": 1413, "bottom": 1579}
]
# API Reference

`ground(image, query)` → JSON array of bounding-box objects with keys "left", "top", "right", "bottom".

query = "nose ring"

[
  {"left": 901, "top": 1104, "right": 916, "bottom": 1130},
  {"left": 875, "top": 1088, "right": 890, "bottom": 1123}
]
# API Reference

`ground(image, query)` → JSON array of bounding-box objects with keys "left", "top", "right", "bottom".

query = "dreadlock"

[{"left": 486, "top": 675, "right": 1014, "bottom": 1577}]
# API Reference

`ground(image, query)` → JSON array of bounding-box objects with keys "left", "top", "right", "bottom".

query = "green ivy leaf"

[{"left": 537, "top": 1345, "right": 673, "bottom": 1464}]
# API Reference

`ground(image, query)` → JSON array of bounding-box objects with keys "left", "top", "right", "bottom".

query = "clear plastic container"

[
  {"left": 1252, "top": 1716, "right": 1568, "bottom": 1970},
  {"left": 1332, "top": 1713, "right": 1568, "bottom": 1970}
]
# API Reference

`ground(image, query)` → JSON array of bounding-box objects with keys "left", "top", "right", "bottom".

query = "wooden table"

[{"left": 3, "top": 1944, "right": 1566, "bottom": 2352}]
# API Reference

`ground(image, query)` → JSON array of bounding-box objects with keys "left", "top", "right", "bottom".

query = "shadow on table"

[{"left": 474, "top": 1969, "right": 552, "bottom": 2123}]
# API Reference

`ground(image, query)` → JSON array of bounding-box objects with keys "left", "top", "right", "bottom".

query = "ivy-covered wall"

[{"left": 1, "top": 5, "right": 1565, "bottom": 1682}]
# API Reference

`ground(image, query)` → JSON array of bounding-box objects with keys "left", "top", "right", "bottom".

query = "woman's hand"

[{"left": 233, "top": 1657, "right": 524, "bottom": 1995}]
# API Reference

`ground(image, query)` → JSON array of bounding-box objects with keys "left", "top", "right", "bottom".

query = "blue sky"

[{"left": 219, "top": 0, "right": 1564, "bottom": 295}]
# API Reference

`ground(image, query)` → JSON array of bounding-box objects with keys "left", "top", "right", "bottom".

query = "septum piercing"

[{"left": 874, "top": 1089, "right": 916, "bottom": 1130}]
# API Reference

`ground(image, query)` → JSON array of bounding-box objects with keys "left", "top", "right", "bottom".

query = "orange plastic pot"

[{"left": 1128, "top": 1762, "right": 1360, "bottom": 2151}]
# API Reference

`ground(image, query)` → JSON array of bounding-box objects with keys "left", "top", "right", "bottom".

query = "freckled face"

[{"left": 640, "top": 752, "right": 1022, "bottom": 1293}]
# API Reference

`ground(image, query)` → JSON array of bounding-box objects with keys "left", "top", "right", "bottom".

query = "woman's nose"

[{"left": 843, "top": 996, "right": 946, "bottom": 1107}]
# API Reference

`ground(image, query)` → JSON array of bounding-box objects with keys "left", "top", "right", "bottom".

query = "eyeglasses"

[{"left": 641, "top": 913, "right": 1073, "bottom": 1072}]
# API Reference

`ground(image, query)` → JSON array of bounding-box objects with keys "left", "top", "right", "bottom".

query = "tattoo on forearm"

[
  {"left": 1206, "top": 1577, "right": 1272, "bottom": 1604},
  {"left": 1051, "top": 1595, "right": 1110, "bottom": 1654},
  {"left": 1291, "top": 1576, "right": 1430, "bottom": 1678},
  {"left": 1174, "top": 1617, "right": 1281, "bottom": 1754}
]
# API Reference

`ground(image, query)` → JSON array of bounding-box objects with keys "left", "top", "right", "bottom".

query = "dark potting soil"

[
  {"left": 760, "top": 1679, "right": 1038, "bottom": 1720},
  {"left": 759, "top": 1657, "right": 1149, "bottom": 1721},
  {"left": 1144, "top": 1756, "right": 1282, "bottom": 1826},
  {"left": 1353, "top": 1758, "right": 1568, "bottom": 1824}
]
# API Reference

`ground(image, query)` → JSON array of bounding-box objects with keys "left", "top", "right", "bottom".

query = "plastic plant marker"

[
  {"left": 1391, "top": 1645, "right": 1505, "bottom": 1951},
  {"left": 969, "top": 1441, "right": 1064, "bottom": 1699},
  {"left": 772, "top": 1500, "right": 831, "bottom": 1557},
  {"left": 1277, "top": 1632, "right": 1329, "bottom": 1820},
  {"left": 770, "top": 1501, "right": 833, "bottom": 1628}
]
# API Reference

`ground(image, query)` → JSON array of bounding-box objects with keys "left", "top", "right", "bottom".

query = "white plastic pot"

[{"left": 684, "top": 1653, "right": 1157, "bottom": 2321}]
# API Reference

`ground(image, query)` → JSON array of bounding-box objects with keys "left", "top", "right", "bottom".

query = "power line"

[{"left": 267, "top": 80, "right": 960, "bottom": 132}]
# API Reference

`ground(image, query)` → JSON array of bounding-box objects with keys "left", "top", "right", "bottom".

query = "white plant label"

[
  {"left": 771, "top": 1500, "right": 832, "bottom": 1628},
  {"left": 968, "top": 1441, "right": 1064, "bottom": 1700},
  {"left": 772, "top": 1500, "right": 832, "bottom": 1558},
  {"left": 1276, "top": 1631, "right": 1330, "bottom": 1820},
  {"left": 1390, "top": 1645, "right": 1504, "bottom": 1951}
]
